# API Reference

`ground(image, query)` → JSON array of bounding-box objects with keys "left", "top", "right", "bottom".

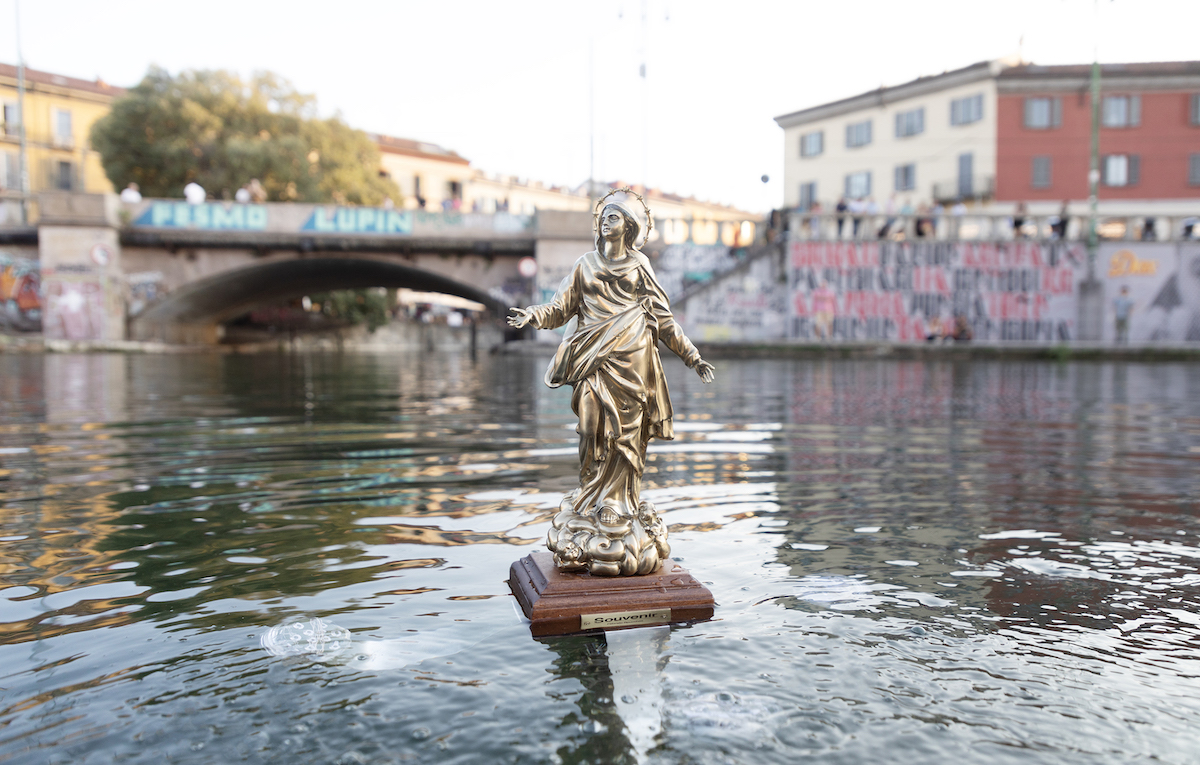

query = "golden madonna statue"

[{"left": 508, "top": 188, "right": 714, "bottom": 576}]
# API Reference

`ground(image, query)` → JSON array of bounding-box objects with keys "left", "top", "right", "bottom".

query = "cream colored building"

[
  {"left": 775, "top": 60, "right": 1008, "bottom": 211},
  {"left": 370, "top": 131, "right": 760, "bottom": 240},
  {"left": 465, "top": 172, "right": 591, "bottom": 215},
  {"left": 1, "top": 63, "right": 123, "bottom": 215},
  {"left": 372, "top": 134, "right": 473, "bottom": 211}
]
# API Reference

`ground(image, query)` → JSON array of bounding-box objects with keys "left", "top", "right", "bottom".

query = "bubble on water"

[
  {"left": 620, "top": 694, "right": 637, "bottom": 704},
  {"left": 666, "top": 692, "right": 780, "bottom": 735},
  {"left": 579, "top": 720, "right": 607, "bottom": 734},
  {"left": 411, "top": 727, "right": 431, "bottom": 740},
  {"left": 260, "top": 617, "right": 353, "bottom": 660}
]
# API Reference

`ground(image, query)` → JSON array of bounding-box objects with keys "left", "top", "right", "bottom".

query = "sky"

[{"left": 3, "top": 0, "right": 1198, "bottom": 213}]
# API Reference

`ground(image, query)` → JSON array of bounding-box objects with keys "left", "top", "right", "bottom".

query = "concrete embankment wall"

[{"left": 665, "top": 239, "right": 1200, "bottom": 346}]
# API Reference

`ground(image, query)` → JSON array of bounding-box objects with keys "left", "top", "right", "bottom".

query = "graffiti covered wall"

[
  {"left": 677, "top": 249, "right": 790, "bottom": 343},
  {"left": 788, "top": 240, "right": 1085, "bottom": 342},
  {"left": 652, "top": 244, "right": 737, "bottom": 299},
  {"left": 0, "top": 249, "right": 42, "bottom": 333},
  {"left": 1100, "top": 242, "right": 1200, "bottom": 343}
]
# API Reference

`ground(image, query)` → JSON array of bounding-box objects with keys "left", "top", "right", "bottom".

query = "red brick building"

[{"left": 996, "top": 62, "right": 1200, "bottom": 203}]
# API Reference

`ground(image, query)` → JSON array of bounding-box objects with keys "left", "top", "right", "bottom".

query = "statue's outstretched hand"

[
  {"left": 695, "top": 360, "right": 715, "bottom": 384},
  {"left": 508, "top": 308, "right": 532, "bottom": 329}
]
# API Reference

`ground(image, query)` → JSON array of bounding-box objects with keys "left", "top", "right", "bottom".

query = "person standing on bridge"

[
  {"left": 184, "top": 181, "right": 206, "bottom": 204},
  {"left": 507, "top": 188, "right": 714, "bottom": 576}
]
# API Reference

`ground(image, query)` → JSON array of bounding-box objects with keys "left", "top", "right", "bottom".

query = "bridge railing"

[{"left": 783, "top": 212, "right": 1199, "bottom": 243}]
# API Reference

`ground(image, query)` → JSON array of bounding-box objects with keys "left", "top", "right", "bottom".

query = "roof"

[
  {"left": 999, "top": 60, "right": 1200, "bottom": 80},
  {"left": 774, "top": 60, "right": 999, "bottom": 129},
  {"left": 774, "top": 59, "right": 1200, "bottom": 127},
  {"left": 0, "top": 62, "right": 126, "bottom": 97},
  {"left": 997, "top": 60, "right": 1200, "bottom": 93},
  {"left": 370, "top": 133, "right": 471, "bottom": 165}
]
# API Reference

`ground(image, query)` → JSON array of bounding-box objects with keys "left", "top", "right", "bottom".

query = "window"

[
  {"left": 1101, "top": 95, "right": 1140, "bottom": 127},
  {"left": 2, "top": 102, "right": 17, "bottom": 136},
  {"left": 894, "top": 163, "right": 916, "bottom": 192},
  {"left": 55, "top": 160, "right": 74, "bottom": 191},
  {"left": 0, "top": 152, "right": 16, "bottom": 188},
  {"left": 957, "top": 152, "right": 974, "bottom": 198},
  {"left": 951, "top": 94, "right": 984, "bottom": 125},
  {"left": 1102, "top": 154, "right": 1139, "bottom": 187},
  {"left": 894, "top": 108, "right": 924, "bottom": 138},
  {"left": 1189, "top": 154, "right": 1200, "bottom": 186},
  {"left": 1191, "top": 94, "right": 1200, "bottom": 126},
  {"left": 798, "top": 182, "right": 817, "bottom": 210},
  {"left": 845, "top": 171, "right": 871, "bottom": 199},
  {"left": 1031, "top": 156, "right": 1052, "bottom": 188},
  {"left": 1024, "top": 97, "right": 1062, "bottom": 129},
  {"left": 845, "top": 120, "right": 872, "bottom": 148},
  {"left": 800, "top": 130, "right": 823, "bottom": 158},
  {"left": 53, "top": 109, "right": 73, "bottom": 147}
]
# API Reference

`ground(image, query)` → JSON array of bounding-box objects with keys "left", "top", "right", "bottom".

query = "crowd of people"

[
  {"left": 118, "top": 178, "right": 273, "bottom": 205},
  {"left": 798, "top": 197, "right": 1087, "bottom": 242}
]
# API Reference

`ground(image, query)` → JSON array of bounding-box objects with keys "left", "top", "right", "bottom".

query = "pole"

[
  {"left": 588, "top": 35, "right": 595, "bottom": 204},
  {"left": 640, "top": 0, "right": 648, "bottom": 194},
  {"left": 15, "top": 0, "right": 30, "bottom": 225},
  {"left": 1076, "top": 1, "right": 1105, "bottom": 342},
  {"left": 1087, "top": 59, "right": 1100, "bottom": 279}
]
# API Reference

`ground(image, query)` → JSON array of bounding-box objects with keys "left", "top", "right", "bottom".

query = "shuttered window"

[
  {"left": 845, "top": 171, "right": 871, "bottom": 198},
  {"left": 1102, "top": 95, "right": 1141, "bottom": 127},
  {"left": 845, "top": 120, "right": 872, "bottom": 148},
  {"left": 1102, "top": 154, "right": 1139, "bottom": 187},
  {"left": 1031, "top": 156, "right": 1052, "bottom": 188},
  {"left": 799, "top": 182, "right": 817, "bottom": 210},
  {"left": 950, "top": 94, "right": 984, "bottom": 126},
  {"left": 894, "top": 108, "right": 924, "bottom": 138},
  {"left": 800, "top": 131, "right": 823, "bottom": 157},
  {"left": 1024, "top": 97, "right": 1062, "bottom": 129}
]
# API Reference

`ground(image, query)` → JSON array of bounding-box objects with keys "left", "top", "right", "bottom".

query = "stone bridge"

[
  {"left": 3, "top": 193, "right": 763, "bottom": 345},
  {"left": 11, "top": 194, "right": 599, "bottom": 343}
]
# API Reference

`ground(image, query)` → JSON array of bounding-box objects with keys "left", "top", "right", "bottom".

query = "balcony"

[{"left": 932, "top": 175, "right": 994, "bottom": 203}]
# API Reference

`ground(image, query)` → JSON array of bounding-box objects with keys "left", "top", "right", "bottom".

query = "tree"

[
  {"left": 91, "top": 67, "right": 399, "bottom": 205},
  {"left": 312, "top": 288, "right": 391, "bottom": 332}
]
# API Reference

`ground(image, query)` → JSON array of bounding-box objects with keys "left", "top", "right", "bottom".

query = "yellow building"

[
  {"left": 371, "top": 134, "right": 473, "bottom": 211},
  {"left": 0, "top": 63, "right": 124, "bottom": 212}
]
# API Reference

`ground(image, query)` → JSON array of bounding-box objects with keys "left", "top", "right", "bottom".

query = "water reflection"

[{"left": 1, "top": 352, "right": 1198, "bottom": 763}]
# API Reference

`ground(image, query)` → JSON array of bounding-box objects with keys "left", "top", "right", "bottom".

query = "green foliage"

[
  {"left": 91, "top": 67, "right": 400, "bottom": 205},
  {"left": 313, "top": 289, "right": 390, "bottom": 332}
]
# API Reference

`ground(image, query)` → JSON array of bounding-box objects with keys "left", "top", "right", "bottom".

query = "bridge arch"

[{"left": 129, "top": 255, "right": 513, "bottom": 343}]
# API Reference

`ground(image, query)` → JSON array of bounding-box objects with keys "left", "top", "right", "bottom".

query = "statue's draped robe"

[{"left": 527, "top": 249, "right": 702, "bottom": 516}]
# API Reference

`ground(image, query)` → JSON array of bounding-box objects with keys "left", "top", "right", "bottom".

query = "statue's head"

[
  {"left": 599, "top": 204, "right": 641, "bottom": 251},
  {"left": 593, "top": 187, "right": 651, "bottom": 251}
]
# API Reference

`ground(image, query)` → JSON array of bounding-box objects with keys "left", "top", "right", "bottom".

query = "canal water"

[{"left": 1, "top": 352, "right": 1198, "bottom": 764}]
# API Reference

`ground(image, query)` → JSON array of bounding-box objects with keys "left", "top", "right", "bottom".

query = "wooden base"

[{"left": 508, "top": 552, "right": 715, "bottom": 637}]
